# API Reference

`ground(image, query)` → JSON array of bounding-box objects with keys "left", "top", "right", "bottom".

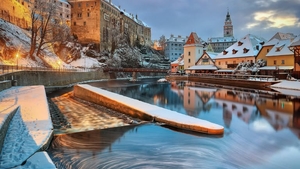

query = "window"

[
  {"left": 77, "top": 13, "right": 82, "bottom": 17},
  {"left": 73, "top": 22, "right": 76, "bottom": 26},
  {"left": 188, "top": 52, "right": 191, "bottom": 56},
  {"left": 219, "top": 61, "right": 221, "bottom": 65},
  {"left": 84, "top": 21, "right": 86, "bottom": 26},
  {"left": 267, "top": 49, "right": 270, "bottom": 53},
  {"left": 274, "top": 60, "right": 277, "bottom": 65},
  {"left": 87, "top": 12, "right": 90, "bottom": 17},
  {"left": 281, "top": 60, "right": 285, "bottom": 64},
  {"left": 188, "top": 59, "right": 191, "bottom": 63},
  {"left": 78, "top": 3, "right": 81, "bottom": 7}
]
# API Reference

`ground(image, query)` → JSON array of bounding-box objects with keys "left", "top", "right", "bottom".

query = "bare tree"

[
  {"left": 158, "top": 35, "right": 166, "bottom": 55},
  {"left": 28, "top": 0, "right": 70, "bottom": 58}
]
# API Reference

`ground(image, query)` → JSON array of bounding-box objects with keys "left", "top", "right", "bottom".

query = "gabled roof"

[
  {"left": 215, "top": 34, "right": 266, "bottom": 59},
  {"left": 289, "top": 35, "right": 300, "bottom": 47},
  {"left": 185, "top": 32, "right": 202, "bottom": 45},
  {"left": 266, "top": 39, "right": 293, "bottom": 57},
  {"left": 195, "top": 51, "right": 217, "bottom": 65},
  {"left": 269, "top": 32, "right": 296, "bottom": 41}
]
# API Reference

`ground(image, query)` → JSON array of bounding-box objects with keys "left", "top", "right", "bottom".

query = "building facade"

[
  {"left": 69, "top": 0, "right": 151, "bottom": 51},
  {"left": 0, "top": 0, "right": 31, "bottom": 29},
  {"left": 183, "top": 32, "right": 204, "bottom": 70},
  {"left": 208, "top": 11, "right": 237, "bottom": 53},
  {"left": 214, "top": 34, "right": 266, "bottom": 70},
  {"left": 164, "top": 34, "right": 187, "bottom": 62}
]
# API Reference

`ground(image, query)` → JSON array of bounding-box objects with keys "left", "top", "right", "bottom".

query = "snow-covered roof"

[
  {"left": 186, "top": 65, "right": 218, "bottom": 70},
  {"left": 208, "top": 36, "right": 237, "bottom": 43},
  {"left": 289, "top": 35, "right": 300, "bottom": 47},
  {"left": 215, "top": 34, "right": 266, "bottom": 59},
  {"left": 166, "top": 35, "right": 187, "bottom": 43},
  {"left": 263, "top": 38, "right": 279, "bottom": 47},
  {"left": 206, "top": 52, "right": 218, "bottom": 59},
  {"left": 266, "top": 39, "right": 293, "bottom": 57},
  {"left": 258, "top": 66, "right": 294, "bottom": 70},
  {"left": 269, "top": 32, "right": 297, "bottom": 41},
  {"left": 104, "top": 1, "right": 150, "bottom": 28}
]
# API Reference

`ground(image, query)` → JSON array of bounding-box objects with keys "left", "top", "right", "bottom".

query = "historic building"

[
  {"left": 257, "top": 32, "right": 296, "bottom": 79},
  {"left": 68, "top": 0, "right": 151, "bottom": 51},
  {"left": 207, "top": 11, "right": 237, "bottom": 53},
  {"left": 183, "top": 32, "right": 204, "bottom": 70},
  {"left": 289, "top": 35, "right": 300, "bottom": 79},
  {"left": 0, "top": 0, "right": 31, "bottom": 29},
  {"left": 214, "top": 34, "right": 266, "bottom": 70},
  {"left": 170, "top": 54, "right": 184, "bottom": 73},
  {"left": 164, "top": 34, "right": 187, "bottom": 62},
  {"left": 186, "top": 51, "right": 218, "bottom": 74}
]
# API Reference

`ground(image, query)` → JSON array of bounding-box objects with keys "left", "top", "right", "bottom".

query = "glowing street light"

[{"left": 16, "top": 53, "right": 19, "bottom": 70}]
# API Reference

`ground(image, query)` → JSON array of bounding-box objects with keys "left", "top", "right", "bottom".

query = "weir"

[{"left": 74, "top": 84, "right": 224, "bottom": 135}]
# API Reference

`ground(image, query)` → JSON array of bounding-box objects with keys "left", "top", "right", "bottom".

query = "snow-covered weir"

[{"left": 74, "top": 84, "right": 224, "bottom": 135}]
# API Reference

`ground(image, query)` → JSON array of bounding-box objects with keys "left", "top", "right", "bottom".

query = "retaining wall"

[
  {"left": 0, "top": 70, "right": 109, "bottom": 87},
  {"left": 0, "top": 80, "right": 11, "bottom": 91}
]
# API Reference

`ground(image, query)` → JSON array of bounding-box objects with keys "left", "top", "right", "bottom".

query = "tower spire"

[{"left": 224, "top": 9, "right": 233, "bottom": 37}]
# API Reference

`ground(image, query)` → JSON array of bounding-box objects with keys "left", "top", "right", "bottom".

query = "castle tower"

[{"left": 223, "top": 10, "right": 233, "bottom": 37}]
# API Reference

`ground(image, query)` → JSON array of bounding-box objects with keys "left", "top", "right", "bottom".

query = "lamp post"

[{"left": 16, "top": 53, "right": 19, "bottom": 70}]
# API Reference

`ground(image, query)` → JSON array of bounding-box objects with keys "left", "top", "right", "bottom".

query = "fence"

[{"left": 0, "top": 64, "right": 96, "bottom": 74}]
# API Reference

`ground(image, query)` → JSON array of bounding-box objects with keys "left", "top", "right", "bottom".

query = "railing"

[
  {"left": 0, "top": 65, "right": 97, "bottom": 74},
  {"left": 103, "top": 67, "right": 169, "bottom": 73}
]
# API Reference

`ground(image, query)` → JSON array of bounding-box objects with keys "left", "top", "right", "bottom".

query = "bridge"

[
  {"left": 103, "top": 67, "right": 169, "bottom": 73},
  {"left": 103, "top": 67, "right": 169, "bottom": 80}
]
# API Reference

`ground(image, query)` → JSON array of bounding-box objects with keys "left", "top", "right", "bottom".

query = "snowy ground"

[
  {"left": 270, "top": 80, "right": 300, "bottom": 97},
  {"left": 0, "top": 86, "right": 55, "bottom": 168}
]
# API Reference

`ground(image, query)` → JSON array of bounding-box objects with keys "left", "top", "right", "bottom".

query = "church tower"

[{"left": 224, "top": 10, "right": 233, "bottom": 37}]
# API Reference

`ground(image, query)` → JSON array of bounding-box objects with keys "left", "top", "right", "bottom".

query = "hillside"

[{"left": 0, "top": 19, "right": 168, "bottom": 70}]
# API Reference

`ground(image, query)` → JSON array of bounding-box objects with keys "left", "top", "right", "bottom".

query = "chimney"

[
  {"left": 109, "top": 0, "right": 112, "bottom": 4},
  {"left": 136, "top": 14, "right": 138, "bottom": 19}
]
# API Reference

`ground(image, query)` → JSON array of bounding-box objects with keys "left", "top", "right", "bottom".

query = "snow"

[
  {"left": 266, "top": 39, "right": 293, "bottom": 56},
  {"left": 157, "top": 78, "right": 167, "bottom": 82},
  {"left": 0, "top": 86, "right": 54, "bottom": 168},
  {"left": 186, "top": 64, "right": 218, "bottom": 70},
  {"left": 270, "top": 80, "right": 300, "bottom": 97},
  {"left": 12, "top": 152, "right": 56, "bottom": 169},
  {"left": 215, "top": 34, "right": 266, "bottom": 59},
  {"left": 76, "top": 84, "right": 224, "bottom": 134}
]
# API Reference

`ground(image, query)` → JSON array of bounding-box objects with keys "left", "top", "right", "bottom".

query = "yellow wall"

[
  {"left": 266, "top": 55, "right": 294, "bottom": 66},
  {"left": 256, "top": 46, "right": 273, "bottom": 61},
  {"left": 215, "top": 56, "right": 255, "bottom": 69},
  {"left": 0, "top": 0, "right": 31, "bottom": 29}
]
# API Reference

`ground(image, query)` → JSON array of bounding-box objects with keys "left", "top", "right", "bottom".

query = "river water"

[{"left": 47, "top": 78, "right": 300, "bottom": 169}]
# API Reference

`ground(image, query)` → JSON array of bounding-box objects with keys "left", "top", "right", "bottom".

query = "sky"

[{"left": 112, "top": 0, "right": 300, "bottom": 41}]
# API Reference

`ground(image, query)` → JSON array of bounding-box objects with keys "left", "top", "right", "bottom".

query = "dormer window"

[
  {"left": 238, "top": 41, "right": 243, "bottom": 46},
  {"left": 276, "top": 45, "right": 285, "bottom": 52},
  {"left": 243, "top": 48, "right": 249, "bottom": 53},
  {"left": 223, "top": 50, "right": 228, "bottom": 55},
  {"left": 232, "top": 49, "right": 238, "bottom": 54}
]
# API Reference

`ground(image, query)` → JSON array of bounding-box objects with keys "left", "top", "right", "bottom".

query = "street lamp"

[{"left": 16, "top": 53, "right": 19, "bottom": 70}]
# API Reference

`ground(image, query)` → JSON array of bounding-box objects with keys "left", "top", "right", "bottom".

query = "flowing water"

[{"left": 47, "top": 78, "right": 300, "bottom": 169}]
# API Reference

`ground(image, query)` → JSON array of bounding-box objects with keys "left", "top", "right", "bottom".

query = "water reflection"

[{"left": 48, "top": 79, "right": 300, "bottom": 169}]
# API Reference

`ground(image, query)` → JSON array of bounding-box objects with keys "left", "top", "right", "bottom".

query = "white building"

[{"left": 165, "top": 34, "right": 187, "bottom": 62}]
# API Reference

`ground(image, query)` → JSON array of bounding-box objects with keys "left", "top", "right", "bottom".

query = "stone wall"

[
  {"left": 0, "top": 70, "right": 109, "bottom": 87},
  {"left": 0, "top": 0, "right": 31, "bottom": 29},
  {"left": 0, "top": 80, "right": 12, "bottom": 91}
]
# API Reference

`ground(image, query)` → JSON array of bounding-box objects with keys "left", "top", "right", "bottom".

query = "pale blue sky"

[{"left": 112, "top": 0, "right": 300, "bottom": 41}]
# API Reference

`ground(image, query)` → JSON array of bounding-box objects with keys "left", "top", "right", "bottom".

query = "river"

[{"left": 47, "top": 78, "right": 300, "bottom": 169}]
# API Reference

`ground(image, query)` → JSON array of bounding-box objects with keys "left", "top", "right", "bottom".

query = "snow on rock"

[
  {"left": 0, "top": 86, "right": 54, "bottom": 168},
  {"left": 157, "top": 78, "right": 168, "bottom": 82}
]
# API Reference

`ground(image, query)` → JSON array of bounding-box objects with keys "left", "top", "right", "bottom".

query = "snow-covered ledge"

[{"left": 74, "top": 84, "right": 224, "bottom": 135}]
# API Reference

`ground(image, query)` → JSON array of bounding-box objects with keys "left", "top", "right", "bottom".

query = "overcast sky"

[{"left": 112, "top": 0, "right": 300, "bottom": 41}]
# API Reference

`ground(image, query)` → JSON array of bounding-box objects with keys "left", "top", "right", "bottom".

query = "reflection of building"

[
  {"left": 183, "top": 85, "right": 216, "bottom": 117},
  {"left": 256, "top": 97, "right": 295, "bottom": 131},
  {"left": 214, "top": 89, "right": 257, "bottom": 124}
]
